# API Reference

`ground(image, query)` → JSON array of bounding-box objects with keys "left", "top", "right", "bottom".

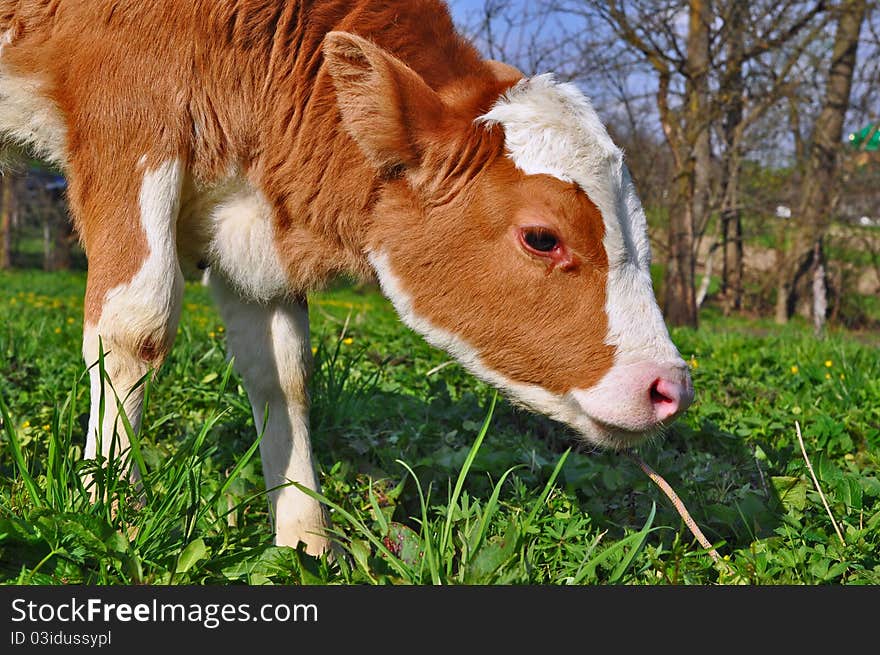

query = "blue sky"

[
  {"left": 446, "top": 0, "right": 533, "bottom": 38},
  {"left": 443, "top": 0, "right": 657, "bottom": 131},
  {"left": 446, "top": 0, "right": 500, "bottom": 24}
]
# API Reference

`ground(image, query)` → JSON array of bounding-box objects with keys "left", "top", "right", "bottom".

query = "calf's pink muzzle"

[{"left": 571, "top": 361, "right": 694, "bottom": 435}]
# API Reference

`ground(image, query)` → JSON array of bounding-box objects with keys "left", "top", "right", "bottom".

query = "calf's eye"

[{"left": 521, "top": 227, "right": 560, "bottom": 253}]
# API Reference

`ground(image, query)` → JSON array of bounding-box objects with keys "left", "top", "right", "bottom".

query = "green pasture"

[{"left": 0, "top": 270, "right": 878, "bottom": 584}]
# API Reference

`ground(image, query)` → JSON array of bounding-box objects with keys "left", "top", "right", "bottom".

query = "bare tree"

[
  {"left": 457, "top": 0, "right": 875, "bottom": 329},
  {"left": 774, "top": 0, "right": 868, "bottom": 324},
  {"left": 538, "top": 0, "right": 829, "bottom": 325},
  {"left": 710, "top": 1, "right": 830, "bottom": 312}
]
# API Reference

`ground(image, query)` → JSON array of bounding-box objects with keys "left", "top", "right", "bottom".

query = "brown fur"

[{"left": 0, "top": 0, "right": 613, "bottom": 393}]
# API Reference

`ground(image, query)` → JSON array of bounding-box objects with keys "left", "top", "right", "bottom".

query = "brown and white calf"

[{"left": 0, "top": 0, "right": 693, "bottom": 555}]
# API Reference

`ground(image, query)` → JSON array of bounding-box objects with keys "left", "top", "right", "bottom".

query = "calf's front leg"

[
  {"left": 211, "top": 275, "right": 330, "bottom": 555},
  {"left": 79, "top": 158, "right": 185, "bottom": 490}
]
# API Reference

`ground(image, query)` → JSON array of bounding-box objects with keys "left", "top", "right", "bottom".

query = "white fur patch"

[
  {"left": 99, "top": 160, "right": 184, "bottom": 339},
  {"left": 479, "top": 75, "right": 623, "bottom": 236},
  {"left": 0, "top": 32, "right": 68, "bottom": 167},
  {"left": 82, "top": 325, "right": 142, "bottom": 460},
  {"left": 200, "top": 178, "right": 289, "bottom": 303}
]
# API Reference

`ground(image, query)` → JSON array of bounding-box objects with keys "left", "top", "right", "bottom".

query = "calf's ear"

[
  {"left": 485, "top": 60, "right": 523, "bottom": 85},
  {"left": 323, "top": 31, "right": 444, "bottom": 172}
]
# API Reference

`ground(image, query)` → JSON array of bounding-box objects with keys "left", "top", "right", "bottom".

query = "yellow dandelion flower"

[
  {"left": 825, "top": 360, "right": 833, "bottom": 368},
  {"left": 839, "top": 373, "right": 845, "bottom": 380},
  {"left": 689, "top": 357, "right": 698, "bottom": 369},
  {"left": 208, "top": 331, "right": 216, "bottom": 339},
  {"left": 21, "top": 421, "right": 30, "bottom": 429},
  {"left": 54, "top": 327, "right": 62, "bottom": 334},
  {"left": 218, "top": 326, "right": 225, "bottom": 333},
  {"left": 66, "top": 317, "right": 75, "bottom": 324},
  {"left": 790, "top": 365, "right": 799, "bottom": 374},
  {"left": 42, "top": 424, "right": 50, "bottom": 431},
  {"left": 825, "top": 373, "right": 831, "bottom": 380},
  {"left": 311, "top": 346, "right": 318, "bottom": 355},
  {"left": 343, "top": 337, "right": 354, "bottom": 345}
]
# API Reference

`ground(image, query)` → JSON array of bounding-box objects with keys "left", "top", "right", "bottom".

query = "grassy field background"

[{"left": 0, "top": 269, "right": 878, "bottom": 584}]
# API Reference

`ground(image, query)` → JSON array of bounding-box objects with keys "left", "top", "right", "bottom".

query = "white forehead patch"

[
  {"left": 479, "top": 76, "right": 620, "bottom": 206},
  {"left": 477, "top": 74, "right": 681, "bottom": 365},
  {"left": 477, "top": 74, "right": 650, "bottom": 270}
]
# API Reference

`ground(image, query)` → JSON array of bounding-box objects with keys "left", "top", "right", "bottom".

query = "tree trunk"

[
  {"left": 664, "top": 172, "right": 698, "bottom": 325},
  {"left": 52, "top": 211, "right": 74, "bottom": 271},
  {"left": 696, "top": 239, "right": 719, "bottom": 308},
  {"left": 775, "top": 0, "right": 867, "bottom": 324},
  {"left": 725, "top": 203, "right": 744, "bottom": 312},
  {"left": 719, "top": 152, "right": 743, "bottom": 313},
  {"left": 663, "top": 0, "right": 710, "bottom": 328},
  {"left": 42, "top": 215, "right": 52, "bottom": 271},
  {"left": 0, "top": 175, "right": 13, "bottom": 269},
  {"left": 720, "top": 0, "right": 745, "bottom": 313},
  {"left": 812, "top": 239, "right": 827, "bottom": 337}
]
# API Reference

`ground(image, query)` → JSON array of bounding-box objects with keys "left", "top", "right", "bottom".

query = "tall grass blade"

[
  {"left": 288, "top": 480, "right": 415, "bottom": 581},
  {"left": 0, "top": 393, "right": 43, "bottom": 508},
  {"left": 571, "top": 503, "right": 658, "bottom": 584},
  {"left": 200, "top": 432, "right": 263, "bottom": 525},
  {"left": 524, "top": 447, "right": 571, "bottom": 529},
  {"left": 115, "top": 371, "right": 154, "bottom": 503},
  {"left": 469, "top": 464, "right": 524, "bottom": 556},
  {"left": 367, "top": 480, "right": 390, "bottom": 536},
  {"left": 394, "top": 460, "right": 440, "bottom": 584},
  {"left": 440, "top": 392, "right": 497, "bottom": 562},
  {"left": 608, "top": 502, "right": 656, "bottom": 582}
]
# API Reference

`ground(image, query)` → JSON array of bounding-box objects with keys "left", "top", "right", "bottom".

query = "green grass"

[{"left": 0, "top": 269, "right": 878, "bottom": 584}]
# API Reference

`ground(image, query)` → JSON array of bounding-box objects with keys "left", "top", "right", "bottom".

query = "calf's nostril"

[
  {"left": 649, "top": 378, "right": 684, "bottom": 422},
  {"left": 649, "top": 379, "right": 674, "bottom": 405}
]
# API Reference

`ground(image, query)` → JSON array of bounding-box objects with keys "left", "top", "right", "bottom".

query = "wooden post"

[
  {"left": 0, "top": 174, "right": 13, "bottom": 269},
  {"left": 812, "top": 239, "right": 827, "bottom": 338}
]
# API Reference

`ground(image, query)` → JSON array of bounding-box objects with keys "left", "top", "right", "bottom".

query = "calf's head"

[{"left": 324, "top": 32, "right": 694, "bottom": 449}]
